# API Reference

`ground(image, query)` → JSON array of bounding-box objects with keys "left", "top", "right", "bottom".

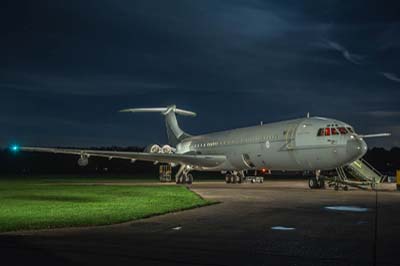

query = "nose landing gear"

[
  {"left": 308, "top": 170, "right": 325, "bottom": 189},
  {"left": 308, "top": 177, "right": 325, "bottom": 189}
]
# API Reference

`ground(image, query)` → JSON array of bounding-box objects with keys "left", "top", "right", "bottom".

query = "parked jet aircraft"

[{"left": 16, "top": 105, "right": 390, "bottom": 187}]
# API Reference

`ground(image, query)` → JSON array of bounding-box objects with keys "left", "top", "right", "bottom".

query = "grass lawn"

[{"left": 0, "top": 179, "right": 212, "bottom": 232}]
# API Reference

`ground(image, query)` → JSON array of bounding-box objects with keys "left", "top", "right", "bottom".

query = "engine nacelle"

[
  {"left": 145, "top": 144, "right": 161, "bottom": 153},
  {"left": 77, "top": 156, "right": 89, "bottom": 167},
  {"left": 161, "top": 145, "right": 174, "bottom": 154}
]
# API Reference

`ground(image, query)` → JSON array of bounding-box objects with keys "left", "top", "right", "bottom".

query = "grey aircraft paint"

[{"left": 176, "top": 115, "right": 367, "bottom": 172}]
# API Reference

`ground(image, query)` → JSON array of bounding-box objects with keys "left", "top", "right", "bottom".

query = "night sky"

[{"left": 1, "top": 1, "right": 399, "bottom": 148}]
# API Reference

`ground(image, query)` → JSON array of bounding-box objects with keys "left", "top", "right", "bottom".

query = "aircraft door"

[
  {"left": 293, "top": 122, "right": 315, "bottom": 169},
  {"left": 285, "top": 124, "right": 297, "bottom": 149}
]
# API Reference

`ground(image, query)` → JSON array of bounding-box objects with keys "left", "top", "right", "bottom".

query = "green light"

[{"left": 10, "top": 145, "right": 20, "bottom": 152}]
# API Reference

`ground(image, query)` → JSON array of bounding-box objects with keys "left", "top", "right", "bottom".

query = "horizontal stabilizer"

[
  {"left": 120, "top": 105, "right": 196, "bottom": 117},
  {"left": 119, "top": 105, "right": 195, "bottom": 146}
]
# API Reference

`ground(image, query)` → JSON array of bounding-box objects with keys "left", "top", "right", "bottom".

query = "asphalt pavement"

[{"left": 1, "top": 180, "right": 399, "bottom": 266}]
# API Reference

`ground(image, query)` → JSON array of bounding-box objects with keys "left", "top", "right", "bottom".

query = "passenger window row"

[{"left": 192, "top": 135, "right": 279, "bottom": 148}]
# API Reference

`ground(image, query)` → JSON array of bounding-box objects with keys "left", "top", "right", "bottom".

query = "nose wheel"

[
  {"left": 308, "top": 170, "right": 325, "bottom": 189},
  {"left": 308, "top": 177, "right": 325, "bottom": 189}
]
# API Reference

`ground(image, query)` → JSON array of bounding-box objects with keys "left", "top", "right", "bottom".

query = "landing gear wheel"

[
  {"left": 308, "top": 178, "right": 316, "bottom": 189},
  {"left": 309, "top": 177, "right": 324, "bottom": 189},
  {"left": 317, "top": 179, "right": 325, "bottom": 189},
  {"left": 186, "top": 174, "right": 193, "bottom": 185},
  {"left": 230, "top": 175, "right": 235, "bottom": 184},
  {"left": 235, "top": 175, "right": 241, "bottom": 184},
  {"left": 343, "top": 185, "right": 349, "bottom": 191},
  {"left": 225, "top": 174, "right": 231, "bottom": 184}
]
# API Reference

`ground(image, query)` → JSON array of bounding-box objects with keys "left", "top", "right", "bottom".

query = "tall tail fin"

[{"left": 120, "top": 105, "right": 195, "bottom": 146}]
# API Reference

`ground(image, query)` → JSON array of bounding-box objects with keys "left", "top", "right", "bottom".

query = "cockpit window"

[
  {"left": 317, "top": 127, "right": 350, "bottom": 136},
  {"left": 331, "top": 128, "right": 339, "bottom": 135},
  {"left": 346, "top": 127, "right": 354, "bottom": 133},
  {"left": 325, "top": 127, "right": 331, "bottom": 136}
]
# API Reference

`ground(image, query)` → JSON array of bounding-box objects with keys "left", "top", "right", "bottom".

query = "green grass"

[{"left": 0, "top": 179, "right": 212, "bottom": 232}]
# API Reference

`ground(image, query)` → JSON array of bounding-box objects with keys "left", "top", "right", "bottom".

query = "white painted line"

[
  {"left": 271, "top": 226, "right": 295, "bottom": 231},
  {"left": 324, "top": 206, "right": 369, "bottom": 212}
]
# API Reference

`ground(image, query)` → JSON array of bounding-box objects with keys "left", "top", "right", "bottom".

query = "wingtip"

[{"left": 119, "top": 109, "right": 132, "bottom": 113}]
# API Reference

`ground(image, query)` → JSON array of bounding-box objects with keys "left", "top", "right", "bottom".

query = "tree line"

[{"left": 0, "top": 147, "right": 399, "bottom": 176}]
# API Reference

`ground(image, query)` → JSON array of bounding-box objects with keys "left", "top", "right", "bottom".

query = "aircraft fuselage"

[{"left": 176, "top": 117, "right": 367, "bottom": 171}]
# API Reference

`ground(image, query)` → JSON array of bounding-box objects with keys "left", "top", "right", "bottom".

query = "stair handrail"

[
  {"left": 359, "top": 158, "right": 383, "bottom": 178},
  {"left": 336, "top": 166, "right": 348, "bottom": 181},
  {"left": 345, "top": 164, "right": 369, "bottom": 181}
]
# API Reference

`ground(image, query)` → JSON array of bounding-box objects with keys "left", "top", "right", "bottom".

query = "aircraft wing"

[{"left": 20, "top": 147, "right": 226, "bottom": 168}]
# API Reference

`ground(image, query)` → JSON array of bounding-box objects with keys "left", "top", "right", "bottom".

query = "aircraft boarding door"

[{"left": 285, "top": 125, "right": 296, "bottom": 150}]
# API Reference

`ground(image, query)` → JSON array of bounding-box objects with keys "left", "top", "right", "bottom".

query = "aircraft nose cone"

[{"left": 346, "top": 137, "right": 367, "bottom": 161}]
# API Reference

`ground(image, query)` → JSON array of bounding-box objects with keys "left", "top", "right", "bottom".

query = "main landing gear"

[
  {"left": 308, "top": 170, "right": 325, "bottom": 189},
  {"left": 175, "top": 165, "right": 193, "bottom": 184},
  {"left": 225, "top": 171, "right": 244, "bottom": 184},
  {"left": 177, "top": 173, "right": 193, "bottom": 184}
]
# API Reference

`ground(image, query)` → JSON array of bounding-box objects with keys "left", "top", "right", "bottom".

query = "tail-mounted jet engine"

[
  {"left": 145, "top": 144, "right": 162, "bottom": 153},
  {"left": 77, "top": 154, "right": 89, "bottom": 167},
  {"left": 145, "top": 144, "right": 175, "bottom": 154},
  {"left": 161, "top": 145, "right": 174, "bottom": 154}
]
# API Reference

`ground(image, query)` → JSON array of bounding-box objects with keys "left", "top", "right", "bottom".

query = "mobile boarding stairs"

[{"left": 324, "top": 158, "right": 386, "bottom": 190}]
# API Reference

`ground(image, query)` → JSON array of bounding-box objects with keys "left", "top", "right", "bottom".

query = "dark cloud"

[
  {"left": 317, "top": 40, "right": 365, "bottom": 65},
  {"left": 0, "top": 0, "right": 399, "bottom": 148},
  {"left": 380, "top": 72, "right": 400, "bottom": 83}
]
